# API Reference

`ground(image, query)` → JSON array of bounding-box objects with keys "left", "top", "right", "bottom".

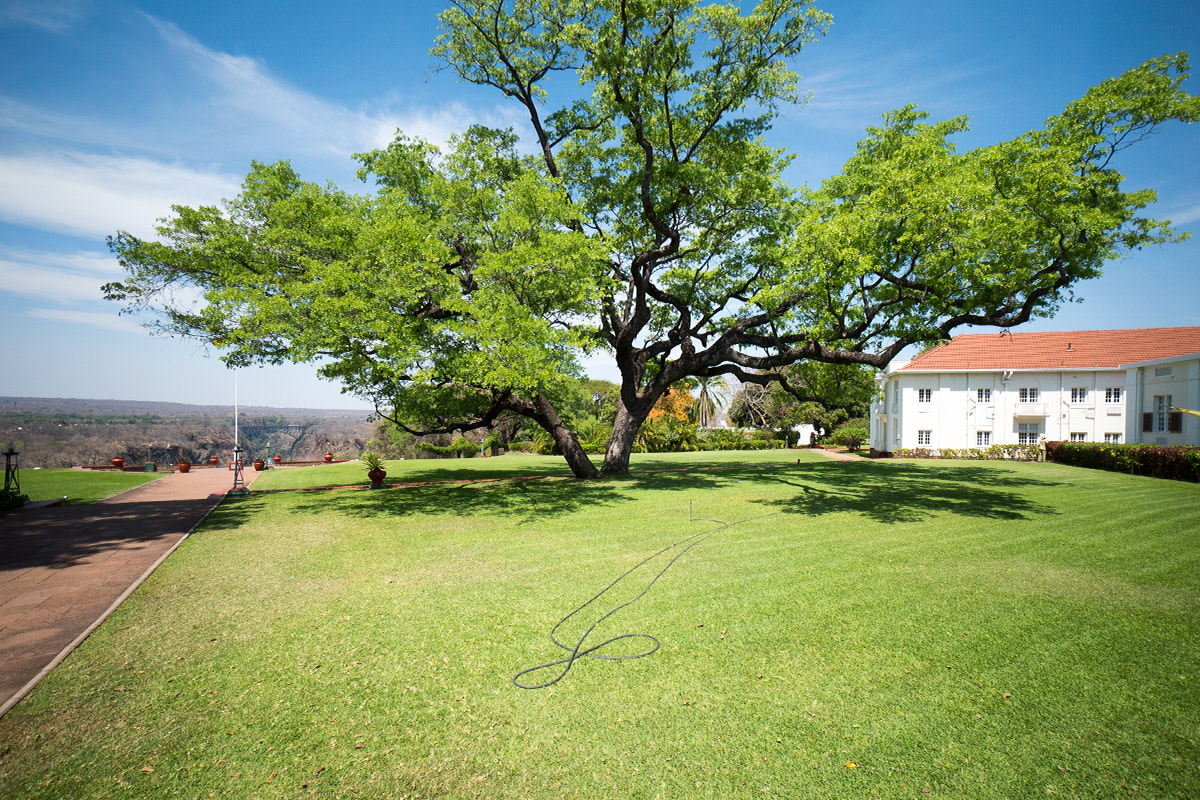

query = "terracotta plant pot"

[
  {"left": 368, "top": 467, "right": 387, "bottom": 488},
  {"left": 273, "top": 454, "right": 282, "bottom": 464},
  {"left": 253, "top": 460, "right": 266, "bottom": 471},
  {"left": 178, "top": 462, "right": 191, "bottom": 473},
  {"left": 323, "top": 453, "right": 334, "bottom": 463},
  {"left": 111, "top": 457, "right": 125, "bottom": 468},
  {"left": 208, "top": 456, "right": 220, "bottom": 465}
]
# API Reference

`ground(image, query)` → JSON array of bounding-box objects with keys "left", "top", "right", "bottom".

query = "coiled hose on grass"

[{"left": 513, "top": 504, "right": 777, "bottom": 689}]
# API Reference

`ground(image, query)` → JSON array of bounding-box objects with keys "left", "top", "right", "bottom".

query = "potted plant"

[
  {"left": 273, "top": 454, "right": 282, "bottom": 464},
  {"left": 323, "top": 452, "right": 334, "bottom": 463},
  {"left": 111, "top": 457, "right": 125, "bottom": 468},
  {"left": 177, "top": 459, "right": 192, "bottom": 473},
  {"left": 361, "top": 451, "right": 387, "bottom": 488},
  {"left": 208, "top": 456, "right": 220, "bottom": 465},
  {"left": 253, "top": 458, "right": 266, "bottom": 471}
]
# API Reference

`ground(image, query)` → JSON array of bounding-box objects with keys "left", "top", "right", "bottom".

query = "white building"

[{"left": 870, "top": 327, "right": 1200, "bottom": 453}]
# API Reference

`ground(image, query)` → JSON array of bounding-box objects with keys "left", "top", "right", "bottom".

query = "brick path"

[{"left": 0, "top": 466, "right": 261, "bottom": 716}]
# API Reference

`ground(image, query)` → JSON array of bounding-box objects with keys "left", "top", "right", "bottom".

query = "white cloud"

[
  {"left": 0, "top": 151, "right": 239, "bottom": 240},
  {"left": 0, "top": 0, "right": 88, "bottom": 33},
  {"left": 0, "top": 96, "right": 154, "bottom": 155},
  {"left": 1167, "top": 203, "right": 1200, "bottom": 227},
  {"left": 144, "top": 15, "right": 463, "bottom": 157},
  {"left": 27, "top": 307, "right": 142, "bottom": 333},
  {"left": 785, "top": 46, "right": 990, "bottom": 131},
  {"left": 0, "top": 246, "right": 119, "bottom": 302}
]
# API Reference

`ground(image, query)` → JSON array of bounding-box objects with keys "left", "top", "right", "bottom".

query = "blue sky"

[{"left": 1, "top": 0, "right": 1197, "bottom": 410}]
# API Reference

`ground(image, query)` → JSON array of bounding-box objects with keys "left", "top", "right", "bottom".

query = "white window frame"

[
  {"left": 917, "top": 429, "right": 932, "bottom": 446},
  {"left": 917, "top": 388, "right": 933, "bottom": 403},
  {"left": 1019, "top": 387, "right": 1039, "bottom": 403},
  {"left": 1155, "top": 395, "right": 1173, "bottom": 432},
  {"left": 1105, "top": 387, "right": 1122, "bottom": 404},
  {"left": 976, "top": 430, "right": 991, "bottom": 447},
  {"left": 1104, "top": 433, "right": 1121, "bottom": 443},
  {"left": 1070, "top": 387, "right": 1087, "bottom": 403},
  {"left": 976, "top": 388, "right": 992, "bottom": 403},
  {"left": 1070, "top": 432, "right": 1087, "bottom": 442},
  {"left": 1018, "top": 422, "right": 1040, "bottom": 445}
]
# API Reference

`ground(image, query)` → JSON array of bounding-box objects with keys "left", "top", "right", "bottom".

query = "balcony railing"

[{"left": 1013, "top": 402, "right": 1048, "bottom": 418}]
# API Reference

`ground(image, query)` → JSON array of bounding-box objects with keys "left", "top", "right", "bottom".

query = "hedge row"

[
  {"left": 889, "top": 444, "right": 1040, "bottom": 461},
  {"left": 1045, "top": 441, "right": 1200, "bottom": 482}
]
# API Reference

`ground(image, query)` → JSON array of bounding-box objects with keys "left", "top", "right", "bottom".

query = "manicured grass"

[
  {"left": 253, "top": 448, "right": 807, "bottom": 490},
  {"left": 1, "top": 455, "right": 1197, "bottom": 799},
  {"left": 16, "top": 467, "right": 163, "bottom": 505}
]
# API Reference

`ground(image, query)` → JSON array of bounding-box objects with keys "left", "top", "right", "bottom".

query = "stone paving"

[{"left": 0, "top": 465, "right": 261, "bottom": 716}]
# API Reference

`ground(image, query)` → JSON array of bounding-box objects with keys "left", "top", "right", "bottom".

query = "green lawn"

[
  {"left": 252, "top": 448, "right": 806, "bottom": 490},
  {"left": 2, "top": 453, "right": 1197, "bottom": 799},
  {"left": 16, "top": 467, "right": 163, "bottom": 505}
]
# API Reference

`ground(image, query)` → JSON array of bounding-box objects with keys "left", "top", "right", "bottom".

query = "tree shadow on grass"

[
  {"left": 208, "top": 460, "right": 1061, "bottom": 529},
  {"left": 755, "top": 461, "right": 1061, "bottom": 523},
  {"left": 0, "top": 497, "right": 219, "bottom": 570}
]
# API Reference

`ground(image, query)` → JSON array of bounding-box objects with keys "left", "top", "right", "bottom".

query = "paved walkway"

[
  {"left": 810, "top": 447, "right": 865, "bottom": 462},
  {"left": 0, "top": 466, "right": 261, "bottom": 716}
]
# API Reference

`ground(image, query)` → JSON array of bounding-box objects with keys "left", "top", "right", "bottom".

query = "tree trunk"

[
  {"left": 601, "top": 402, "right": 652, "bottom": 475},
  {"left": 532, "top": 393, "right": 600, "bottom": 479}
]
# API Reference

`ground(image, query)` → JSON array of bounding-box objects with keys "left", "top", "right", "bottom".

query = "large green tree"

[{"left": 107, "top": 0, "right": 1198, "bottom": 478}]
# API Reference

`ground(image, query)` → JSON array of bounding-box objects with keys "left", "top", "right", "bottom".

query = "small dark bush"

[{"left": 0, "top": 487, "right": 29, "bottom": 512}]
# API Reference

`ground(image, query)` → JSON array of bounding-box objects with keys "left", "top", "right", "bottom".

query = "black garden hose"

[{"left": 513, "top": 505, "right": 777, "bottom": 689}]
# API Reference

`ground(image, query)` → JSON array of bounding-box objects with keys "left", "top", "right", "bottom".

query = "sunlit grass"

[
  {"left": 1, "top": 456, "right": 1197, "bottom": 799},
  {"left": 253, "top": 448, "right": 805, "bottom": 490},
  {"left": 16, "top": 468, "right": 163, "bottom": 505}
]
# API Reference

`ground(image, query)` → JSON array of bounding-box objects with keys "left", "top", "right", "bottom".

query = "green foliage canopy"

[{"left": 106, "top": 0, "right": 1198, "bottom": 478}]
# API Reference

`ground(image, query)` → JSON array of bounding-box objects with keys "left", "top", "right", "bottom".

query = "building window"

[
  {"left": 976, "top": 431, "right": 991, "bottom": 447},
  {"left": 976, "top": 388, "right": 992, "bottom": 403},
  {"left": 1019, "top": 387, "right": 1039, "bottom": 403},
  {"left": 1070, "top": 432, "right": 1087, "bottom": 442},
  {"left": 917, "top": 430, "right": 932, "bottom": 446},
  {"left": 1155, "top": 366, "right": 1173, "bottom": 378},
  {"left": 917, "top": 388, "right": 933, "bottom": 403},
  {"left": 1070, "top": 387, "right": 1087, "bottom": 403},
  {"left": 1105, "top": 433, "right": 1121, "bottom": 443},
  {"left": 1144, "top": 396, "right": 1182, "bottom": 434},
  {"left": 1155, "top": 395, "right": 1173, "bottom": 432},
  {"left": 1018, "top": 422, "right": 1040, "bottom": 445},
  {"left": 1105, "top": 387, "right": 1122, "bottom": 403}
]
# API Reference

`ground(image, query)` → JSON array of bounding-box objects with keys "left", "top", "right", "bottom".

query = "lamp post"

[
  {"left": 3, "top": 444, "right": 19, "bottom": 495},
  {"left": 228, "top": 370, "right": 249, "bottom": 496}
]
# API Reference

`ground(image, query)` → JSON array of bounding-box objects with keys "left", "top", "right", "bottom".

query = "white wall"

[
  {"left": 1130, "top": 357, "right": 1200, "bottom": 446},
  {"left": 874, "top": 369, "right": 1130, "bottom": 451}
]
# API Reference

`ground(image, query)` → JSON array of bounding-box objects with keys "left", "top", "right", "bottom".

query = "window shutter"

[
  {"left": 1142, "top": 413, "right": 1153, "bottom": 432},
  {"left": 1168, "top": 411, "right": 1183, "bottom": 433}
]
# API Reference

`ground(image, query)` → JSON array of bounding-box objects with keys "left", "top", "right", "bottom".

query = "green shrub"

[
  {"left": 830, "top": 425, "right": 868, "bottom": 451},
  {"left": 416, "top": 437, "right": 478, "bottom": 459},
  {"left": 1047, "top": 442, "right": 1200, "bottom": 482},
  {"left": 893, "top": 444, "right": 1038, "bottom": 461},
  {"left": 698, "top": 428, "right": 746, "bottom": 450}
]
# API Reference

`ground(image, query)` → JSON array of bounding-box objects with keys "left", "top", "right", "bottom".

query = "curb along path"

[{"left": 0, "top": 466, "right": 261, "bottom": 717}]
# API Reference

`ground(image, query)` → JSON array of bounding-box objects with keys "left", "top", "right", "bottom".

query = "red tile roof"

[{"left": 899, "top": 327, "right": 1200, "bottom": 372}]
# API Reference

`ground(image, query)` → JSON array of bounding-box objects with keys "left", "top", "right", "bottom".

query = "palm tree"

[{"left": 694, "top": 376, "right": 732, "bottom": 429}]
